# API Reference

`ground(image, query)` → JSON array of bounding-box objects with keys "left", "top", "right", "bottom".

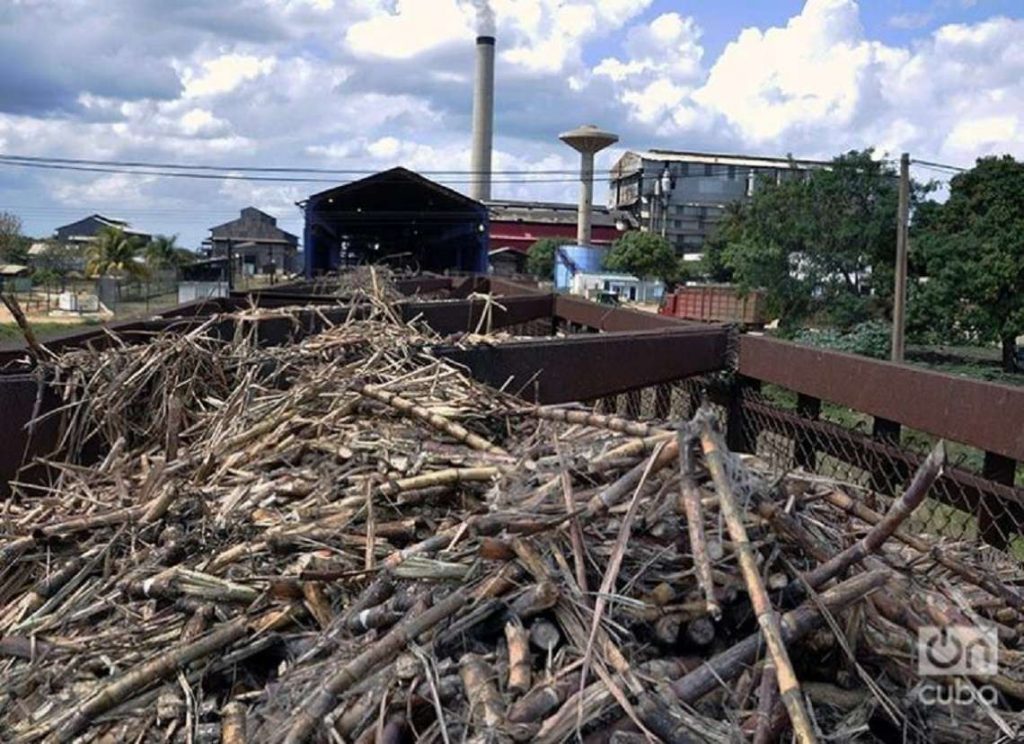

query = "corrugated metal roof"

[
  {"left": 613, "top": 149, "right": 830, "bottom": 173},
  {"left": 486, "top": 199, "right": 631, "bottom": 228}
]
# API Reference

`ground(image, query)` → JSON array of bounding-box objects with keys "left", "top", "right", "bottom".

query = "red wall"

[{"left": 490, "top": 221, "right": 621, "bottom": 254}]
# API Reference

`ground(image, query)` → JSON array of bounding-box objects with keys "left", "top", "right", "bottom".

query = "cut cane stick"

[
  {"left": 676, "top": 426, "right": 720, "bottom": 620},
  {"left": 356, "top": 383, "right": 507, "bottom": 455},
  {"left": 505, "top": 619, "right": 532, "bottom": 695},
  {"left": 700, "top": 423, "right": 818, "bottom": 744},
  {"left": 284, "top": 589, "right": 472, "bottom": 743}
]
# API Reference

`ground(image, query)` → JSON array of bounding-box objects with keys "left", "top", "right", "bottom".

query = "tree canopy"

[
  {"left": 603, "top": 231, "right": 682, "bottom": 284},
  {"left": 525, "top": 237, "right": 566, "bottom": 278},
  {"left": 87, "top": 227, "right": 148, "bottom": 280},
  {"left": 701, "top": 150, "right": 908, "bottom": 330},
  {"left": 909, "top": 155, "right": 1024, "bottom": 371},
  {"left": 145, "top": 234, "right": 193, "bottom": 270},
  {"left": 0, "top": 211, "right": 29, "bottom": 265}
]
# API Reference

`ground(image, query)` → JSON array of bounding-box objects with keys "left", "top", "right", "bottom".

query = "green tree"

[
  {"left": 603, "top": 231, "right": 680, "bottom": 284},
  {"left": 86, "top": 227, "right": 148, "bottom": 279},
  {"left": 911, "top": 155, "right": 1024, "bottom": 372},
  {"left": 145, "top": 234, "right": 193, "bottom": 271},
  {"left": 708, "top": 150, "right": 908, "bottom": 331},
  {"left": 525, "top": 237, "right": 566, "bottom": 278},
  {"left": 0, "top": 211, "right": 28, "bottom": 265},
  {"left": 32, "top": 241, "right": 79, "bottom": 288}
]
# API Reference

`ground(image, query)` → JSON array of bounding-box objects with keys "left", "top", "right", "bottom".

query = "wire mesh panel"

[
  {"left": 585, "top": 372, "right": 1024, "bottom": 559},
  {"left": 732, "top": 383, "right": 1024, "bottom": 557}
]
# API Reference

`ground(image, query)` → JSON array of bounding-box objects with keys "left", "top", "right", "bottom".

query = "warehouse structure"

[
  {"left": 486, "top": 200, "right": 631, "bottom": 274},
  {"left": 302, "top": 168, "right": 489, "bottom": 277},
  {"left": 204, "top": 207, "right": 299, "bottom": 277}
]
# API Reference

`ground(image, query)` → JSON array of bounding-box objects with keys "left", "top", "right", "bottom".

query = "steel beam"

[
  {"left": 554, "top": 294, "right": 701, "bottom": 332},
  {"left": 739, "top": 335, "right": 1024, "bottom": 462},
  {"left": 435, "top": 326, "right": 729, "bottom": 404},
  {"left": 400, "top": 294, "right": 554, "bottom": 336}
]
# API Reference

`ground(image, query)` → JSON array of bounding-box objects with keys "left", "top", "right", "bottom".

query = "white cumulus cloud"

[{"left": 182, "top": 54, "right": 278, "bottom": 98}]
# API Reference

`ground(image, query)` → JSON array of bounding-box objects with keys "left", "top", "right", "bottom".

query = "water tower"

[{"left": 559, "top": 124, "right": 618, "bottom": 246}]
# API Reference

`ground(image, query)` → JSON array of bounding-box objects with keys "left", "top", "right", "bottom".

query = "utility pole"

[{"left": 891, "top": 152, "right": 910, "bottom": 362}]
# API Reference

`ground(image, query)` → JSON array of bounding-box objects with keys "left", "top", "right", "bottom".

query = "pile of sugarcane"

[{"left": 2, "top": 279, "right": 1024, "bottom": 744}]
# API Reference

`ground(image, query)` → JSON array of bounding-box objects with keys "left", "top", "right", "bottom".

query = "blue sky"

[{"left": 0, "top": 0, "right": 1022, "bottom": 248}]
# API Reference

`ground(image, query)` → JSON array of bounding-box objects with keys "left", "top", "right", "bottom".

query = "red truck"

[{"left": 660, "top": 285, "right": 768, "bottom": 327}]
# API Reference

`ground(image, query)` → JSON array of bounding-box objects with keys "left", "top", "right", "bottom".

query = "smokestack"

[{"left": 470, "top": 34, "right": 495, "bottom": 202}]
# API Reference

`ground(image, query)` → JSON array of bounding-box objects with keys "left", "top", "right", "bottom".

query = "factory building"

[
  {"left": 608, "top": 150, "right": 829, "bottom": 261},
  {"left": 302, "top": 168, "right": 489, "bottom": 277}
]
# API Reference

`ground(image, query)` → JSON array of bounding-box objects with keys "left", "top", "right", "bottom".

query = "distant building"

[
  {"left": 570, "top": 271, "right": 664, "bottom": 304},
  {"left": 204, "top": 207, "right": 299, "bottom": 276},
  {"left": 51, "top": 215, "right": 151, "bottom": 272},
  {"left": 302, "top": 168, "right": 488, "bottom": 277},
  {"left": 53, "top": 215, "right": 151, "bottom": 251},
  {"left": 608, "top": 150, "right": 829, "bottom": 260},
  {"left": 0, "top": 264, "right": 30, "bottom": 291},
  {"left": 488, "top": 246, "right": 528, "bottom": 276},
  {"left": 486, "top": 200, "right": 631, "bottom": 270}
]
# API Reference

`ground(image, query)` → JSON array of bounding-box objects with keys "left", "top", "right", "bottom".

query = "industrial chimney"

[
  {"left": 470, "top": 35, "right": 495, "bottom": 202},
  {"left": 559, "top": 124, "right": 618, "bottom": 246}
]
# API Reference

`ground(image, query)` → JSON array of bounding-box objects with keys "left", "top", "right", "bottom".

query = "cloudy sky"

[{"left": 0, "top": 0, "right": 1022, "bottom": 247}]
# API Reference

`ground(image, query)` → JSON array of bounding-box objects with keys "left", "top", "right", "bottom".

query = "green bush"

[{"left": 792, "top": 320, "right": 892, "bottom": 359}]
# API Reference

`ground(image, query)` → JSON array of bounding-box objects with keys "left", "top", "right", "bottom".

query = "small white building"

[{"left": 570, "top": 271, "right": 664, "bottom": 303}]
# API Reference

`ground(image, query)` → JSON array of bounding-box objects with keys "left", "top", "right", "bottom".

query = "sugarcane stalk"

[
  {"left": 668, "top": 569, "right": 889, "bottom": 705},
  {"left": 0, "top": 536, "right": 36, "bottom": 566},
  {"left": 589, "top": 432, "right": 674, "bottom": 473},
  {"left": 752, "top": 661, "right": 779, "bottom": 744},
  {"left": 822, "top": 487, "right": 1024, "bottom": 612},
  {"left": 377, "top": 467, "right": 501, "bottom": 498},
  {"left": 796, "top": 441, "right": 944, "bottom": 595},
  {"left": 220, "top": 700, "right": 247, "bottom": 744},
  {"left": 49, "top": 616, "right": 250, "bottom": 741},
  {"left": 356, "top": 383, "right": 507, "bottom": 455},
  {"left": 505, "top": 619, "right": 532, "bottom": 695},
  {"left": 676, "top": 426, "right": 719, "bottom": 620},
  {"left": 283, "top": 588, "right": 471, "bottom": 743},
  {"left": 699, "top": 423, "right": 818, "bottom": 744},
  {"left": 517, "top": 405, "right": 663, "bottom": 437},
  {"left": 302, "top": 581, "right": 333, "bottom": 629},
  {"left": 583, "top": 438, "right": 678, "bottom": 518},
  {"left": 460, "top": 653, "right": 505, "bottom": 730}
]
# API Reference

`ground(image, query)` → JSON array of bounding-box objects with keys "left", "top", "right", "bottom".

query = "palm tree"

[
  {"left": 146, "top": 234, "right": 182, "bottom": 270},
  {"left": 86, "top": 227, "right": 148, "bottom": 279}
]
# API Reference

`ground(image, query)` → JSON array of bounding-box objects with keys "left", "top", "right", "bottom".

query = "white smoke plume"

[{"left": 465, "top": 0, "right": 495, "bottom": 36}]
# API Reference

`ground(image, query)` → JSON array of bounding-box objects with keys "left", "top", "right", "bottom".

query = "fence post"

[
  {"left": 868, "top": 417, "right": 903, "bottom": 504},
  {"left": 979, "top": 451, "right": 1017, "bottom": 550},
  {"left": 725, "top": 376, "right": 760, "bottom": 454},
  {"left": 794, "top": 394, "right": 821, "bottom": 471}
]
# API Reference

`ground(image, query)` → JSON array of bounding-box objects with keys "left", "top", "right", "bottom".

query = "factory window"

[
  {"left": 728, "top": 165, "right": 737, "bottom": 180},
  {"left": 704, "top": 163, "right": 713, "bottom": 176}
]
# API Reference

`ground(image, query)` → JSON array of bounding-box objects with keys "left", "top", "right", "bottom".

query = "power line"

[
  {"left": 910, "top": 158, "right": 967, "bottom": 173},
  {"left": 0, "top": 153, "right": 585, "bottom": 176},
  {"left": 0, "top": 159, "right": 593, "bottom": 185}
]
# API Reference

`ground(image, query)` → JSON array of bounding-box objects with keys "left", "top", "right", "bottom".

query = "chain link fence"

[{"left": 586, "top": 372, "right": 1024, "bottom": 559}]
